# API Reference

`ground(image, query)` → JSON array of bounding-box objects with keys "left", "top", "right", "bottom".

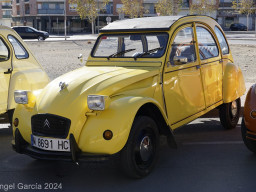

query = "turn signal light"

[
  {"left": 103, "top": 130, "right": 113, "bottom": 140},
  {"left": 251, "top": 110, "right": 256, "bottom": 119},
  {"left": 13, "top": 118, "right": 19, "bottom": 127}
]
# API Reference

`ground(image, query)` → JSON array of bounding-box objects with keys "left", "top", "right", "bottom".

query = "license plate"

[{"left": 31, "top": 135, "right": 70, "bottom": 152}]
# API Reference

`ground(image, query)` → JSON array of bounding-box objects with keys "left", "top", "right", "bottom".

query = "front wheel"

[
  {"left": 120, "top": 116, "right": 159, "bottom": 179},
  {"left": 219, "top": 98, "right": 241, "bottom": 129}
]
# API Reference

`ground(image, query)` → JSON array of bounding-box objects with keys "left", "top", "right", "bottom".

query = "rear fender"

[{"left": 223, "top": 62, "right": 245, "bottom": 103}]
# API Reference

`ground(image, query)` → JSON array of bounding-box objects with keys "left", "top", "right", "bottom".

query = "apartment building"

[
  {"left": 0, "top": 0, "right": 12, "bottom": 27},
  {"left": 11, "top": 0, "right": 116, "bottom": 33},
  {"left": 8, "top": 0, "right": 256, "bottom": 33},
  {"left": 11, "top": 0, "right": 187, "bottom": 33},
  {"left": 217, "top": 0, "right": 256, "bottom": 30}
]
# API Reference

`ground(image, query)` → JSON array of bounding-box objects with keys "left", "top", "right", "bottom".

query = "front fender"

[
  {"left": 223, "top": 62, "right": 245, "bottom": 103},
  {"left": 78, "top": 96, "right": 168, "bottom": 154},
  {"left": 244, "top": 84, "right": 256, "bottom": 132},
  {"left": 8, "top": 68, "right": 49, "bottom": 110}
]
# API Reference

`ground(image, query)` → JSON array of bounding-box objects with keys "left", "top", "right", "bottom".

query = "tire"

[
  {"left": 120, "top": 116, "right": 159, "bottom": 179},
  {"left": 219, "top": 98, "right": 241, "bottom": 129},
  {"left": 241, "top": 118, "right": 256, "bottom": 153},
  {"left": 38, "top": 36, "right": 44, "bottom": 41}
]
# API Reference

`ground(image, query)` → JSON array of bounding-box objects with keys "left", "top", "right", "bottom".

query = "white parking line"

[
  {"left": 183, "top": 141, "right": 243, "bottom": 145},
  {"left": 0, "top": 124, "right": 10, "bottom": 129}
]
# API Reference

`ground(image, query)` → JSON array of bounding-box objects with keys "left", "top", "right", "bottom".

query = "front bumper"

[{"left": 12, "top": 129, "right": 114, "bottom": 162}]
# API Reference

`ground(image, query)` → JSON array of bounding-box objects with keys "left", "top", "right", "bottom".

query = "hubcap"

[
  {"left": 139, "top": 136, "right": 153, "bottom": 162},
  {"left": 231, "top": 100, "right": 238, "bottom": 117}
]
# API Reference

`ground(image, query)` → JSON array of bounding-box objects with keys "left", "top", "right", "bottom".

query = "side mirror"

[{"left": 173, "top": 56, "right": 188, "bottom": 65}]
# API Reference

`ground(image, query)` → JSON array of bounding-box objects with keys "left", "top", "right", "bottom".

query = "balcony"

[
  {"left": 37, "top": 9, "right": 64, "bottom": 14},
  {"left": 219, "top": 2, "right": 233, "bottom": 8},
  {"left": 2, "top": 5, "right": 12, "bottom": 9},
  {"left": 2, "top": 15, "right": 12, "bottom": 18}
]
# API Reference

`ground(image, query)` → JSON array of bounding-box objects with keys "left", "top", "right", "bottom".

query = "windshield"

[{"left": 92, "top": 33, "right": 169, "bottom": 59}]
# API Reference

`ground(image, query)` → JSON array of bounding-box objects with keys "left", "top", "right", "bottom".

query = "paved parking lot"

[
  {"left": 0, "top": 33, "right": 255, "bottom": 191},
  {"left": 1, "top": 117, "right": 256, "bottom": 192}
]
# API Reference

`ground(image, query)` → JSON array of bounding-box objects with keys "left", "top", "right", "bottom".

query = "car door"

[
  {"left": 26, "top": 27, "right": 37, "bottom": 39},
  {"left": 0, "top": 36, "right": 12, "bottom": 113},
  {"left": 18, "top": 27, "right": 27, "bottom": 39},
  {"left": 163, "top": 24, "right": 205, "bottom": 126},
  {"left": 195, "top": 25, "right": 222, "bottom": 108}
]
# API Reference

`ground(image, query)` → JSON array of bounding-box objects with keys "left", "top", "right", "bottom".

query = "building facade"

[
  {"left": 217, "top": 0, "right": 256, "bottom": 30},
  {"left": 11, "top": 0, "right": 116, "bottom": 33},
  {"left": 0, "top": 0, "right": 12, "bottom": 27},
  {"left": 6, "top": 0, "right": 256, "bottom": 33}
]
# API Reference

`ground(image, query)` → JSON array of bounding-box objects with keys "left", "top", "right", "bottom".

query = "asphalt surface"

[
  {"left": 1, "top": 117, "right": 256, "bottom": 192},
  {"left": 0, "top": 32, "right": 255, "bottom": 191}
]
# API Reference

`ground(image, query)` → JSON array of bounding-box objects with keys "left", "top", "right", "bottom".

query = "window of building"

[
  {"left": 196, "top": 27, "right": 219, "bottom": 60},
  {"left": 182, "top": 0, "right": 189, "bottom": 7},
  {"left": 49, "top": 3, "right": 56, "bottom": 9},
  {"left": 144, "top": 3, "right": 155, "bottom": 14},
  {"left": 69, "top": 3, "right": 77, "bottom": 11},
  {"left": 2, "top": 10, "right": 12, "bottom": 17},
  {"left": 38, "top": 3, "right": 42, "bottom": 9},
  {"left": 59, "top": 3, "right": 64, "bottom": 9}
]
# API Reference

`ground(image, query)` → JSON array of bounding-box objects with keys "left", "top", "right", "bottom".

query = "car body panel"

[
  {"left": 0, "top": 26, "right": 49, "bottom": 115},
  {"left": 222, "top": 62, "right": 246, "bottom": 103},
  {"left": 243, "top": 84, "right": 256, "bottom": 132},
  {"left": 12, "top": 16, "right": 245, "bottom": 159}
]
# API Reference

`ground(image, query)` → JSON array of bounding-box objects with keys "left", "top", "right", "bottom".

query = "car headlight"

[
  {"left": 87, "top": 95, "right": 110, "bottom": 111},
  {"left": 14, "top": 90, "right": 28, "bottom": 104},
  {"left": 14, "top": 90, "right": 39, "bottom": 108}
]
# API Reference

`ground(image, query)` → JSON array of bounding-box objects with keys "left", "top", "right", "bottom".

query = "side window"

[
  {"left": 170, "top": 27, "right": 196, "bottom": 65},
  {"left": 214, "top": 26, "right": 229, "bottom": 55},
  {"left": 8, "top": 35, "right": 29, "bottom": 59},
  {"left": 26, "top": 28, "right": 34, "bottom": 33},
  {"left": 196, "top": 27, "right": 219, "bottom": 60},
  {"left": 0, "top": 39, "right": 9, "bottom": 61}
]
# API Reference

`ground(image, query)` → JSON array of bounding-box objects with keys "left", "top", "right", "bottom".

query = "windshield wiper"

[
  {"left": 134, "top": 47, "right": 163, "bottom": 60},
  {"left": 107, "top": 48, "right": 136, "bottom": 60}
]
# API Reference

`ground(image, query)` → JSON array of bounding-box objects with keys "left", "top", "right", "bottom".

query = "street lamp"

[{"left": 64, "top": 0, "right": 67, "bottom": 40}]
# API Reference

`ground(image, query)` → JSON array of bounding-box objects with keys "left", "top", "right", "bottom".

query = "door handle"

[
  {"left": 4, "top": 68, "right": 12, "bottom": 74},
  {"left": 196, "top": 65, "right": 200, "bottom": 70}
]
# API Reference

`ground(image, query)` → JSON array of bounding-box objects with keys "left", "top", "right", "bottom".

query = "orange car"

[{"left": 242, "top": 84, "right": 256, "bottom": 153}]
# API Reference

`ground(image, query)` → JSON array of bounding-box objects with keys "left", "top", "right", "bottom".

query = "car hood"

[{"left": 35, "top": 66, "right": 160, "bottom": 115}]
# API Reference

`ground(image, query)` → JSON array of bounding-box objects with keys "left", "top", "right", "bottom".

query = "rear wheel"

[
  {"left": 219, "top": 98, "right": 240, "bottom": 129},
  {"left": 120, "top": 116, "right": 159, "bottom": 179},
  {"left": 38, "top": 36, "right": 44, "bottom": 41},
  {"left": 241, "top": 118, "right": 256, "bottom": 153}
]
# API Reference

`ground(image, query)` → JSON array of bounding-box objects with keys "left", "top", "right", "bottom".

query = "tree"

[
  {"left": 69, "top": 0, "right": 109, "bottom": 34},
  {"left": 155, "top": 0, "right": 182, "bottom": 16},
  {"left": 118, "top": 0, "right": 145, "bottom": 18},
  {"left": 232, "top": 0, "right": 256, "bottom": 31},
  {"left": 189, "top": 0, "right": 219, "bottom": 16}
]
